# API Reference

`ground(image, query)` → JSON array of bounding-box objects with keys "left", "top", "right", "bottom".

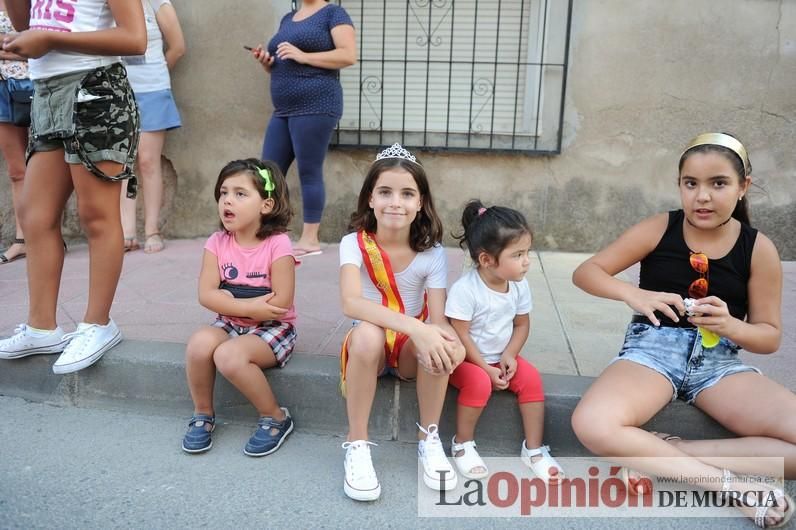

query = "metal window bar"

[
  {"left": 510, "top": 0, "right": 526, "bottom": 149},
  {"left": 333, "top": 0, "right": 573, "bottom": 154},
  {"left": 466, "top": 0, "right": 479, "bottom": 148},
  {"left": 488, "top": 0, "right": 502, "bottom": 149},
  {"left": 533, "top": 0, "right": 548, "bottom": 151}
]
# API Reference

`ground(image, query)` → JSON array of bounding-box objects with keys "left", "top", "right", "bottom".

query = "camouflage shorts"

[{"left": 28, "top": 62, "right": 140, "bottom": 198}]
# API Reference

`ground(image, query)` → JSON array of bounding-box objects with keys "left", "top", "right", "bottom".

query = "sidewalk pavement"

[{"left": 1, "top": 239, "right": 794, "bottom": 452}]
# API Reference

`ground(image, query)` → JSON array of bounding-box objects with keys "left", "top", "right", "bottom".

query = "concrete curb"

[{"left": 0, "top": 339, "right": 732, "bottom": 453}]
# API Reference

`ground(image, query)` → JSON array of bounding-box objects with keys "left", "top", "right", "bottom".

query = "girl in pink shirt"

[{"left": 182, "top": 158, "right": 298, "bottom": 457}]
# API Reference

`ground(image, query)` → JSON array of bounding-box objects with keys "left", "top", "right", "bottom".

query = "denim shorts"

[
  {"left": 0, "top": 79, "right": 12, "bottom": 122},
  {"left": 610, "top": 322, "right": 761, "bottom": 403},
  {"left": 0, "top": 78, "right": 33, "bottom": 124}
]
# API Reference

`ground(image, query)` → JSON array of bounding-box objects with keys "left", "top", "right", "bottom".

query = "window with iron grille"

[{"left": 331, "top": 0, "right": 572, "bottom": 154}]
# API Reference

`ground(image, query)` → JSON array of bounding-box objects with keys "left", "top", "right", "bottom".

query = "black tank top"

[{"left": 638, "top": 210, "right": 757, "bottom": 325}]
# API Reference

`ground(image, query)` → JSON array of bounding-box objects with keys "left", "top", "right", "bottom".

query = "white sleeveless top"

[
  {"left": 123, "top": 0, "right": 171, "bottom": 93},
  {"left": 28, "top": 0, "right": 118, "bottom": 80}
]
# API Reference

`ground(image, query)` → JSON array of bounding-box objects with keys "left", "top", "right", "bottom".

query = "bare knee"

[
  {"left": 185, "top": 329, "right": 221, "bottom": 366},
  {"left": 7, "top": 163, "right": 25, "bottom": 184},
  {"left": 137, "top": 152, "right": 162, "bottom": 179},
  {"left": 346, "top": 323, "right": 385, "bottom": 367},
  {"left": 19, "top": 205, "right": 61, "bottom": 236},
  {"left": 213, "top": 342, "right": 247, "bottom": 378},
  {"left": 78, "top": 201, "right": 119, "bottom": 238},
  {"left": 571, "top": 402, "right": 621, "bottom": 456}
]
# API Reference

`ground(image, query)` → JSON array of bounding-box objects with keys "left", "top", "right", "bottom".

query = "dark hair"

[
  {"left": 678, "top": 133, "right": 751, "bottom": 225},
  {"left": 348, "top": 157, "right": 443, "bottom": 252},
  {"left": 454, "top": 200, "right": 532, "bottom": 264},
  {"left": 213, "top": 158, "right": 293, "bottom": 239}
]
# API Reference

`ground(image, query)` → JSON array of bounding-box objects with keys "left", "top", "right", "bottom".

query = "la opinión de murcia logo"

[{"left": 418, "top": 457, "right": 786, "bottom": 518}]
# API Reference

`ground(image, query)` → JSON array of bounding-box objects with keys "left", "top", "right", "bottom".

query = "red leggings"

[{"left": 449, "top": 356, "right": 544, "bottom": 408}]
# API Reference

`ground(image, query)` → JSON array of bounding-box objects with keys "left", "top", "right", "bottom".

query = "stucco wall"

[{"left": 2, "top": 0, "right": 794, "bottom": 257}]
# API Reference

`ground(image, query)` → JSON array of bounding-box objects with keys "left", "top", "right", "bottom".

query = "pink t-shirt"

[{"left": 204, "top": 231, "right": 297, "bottom": 327}]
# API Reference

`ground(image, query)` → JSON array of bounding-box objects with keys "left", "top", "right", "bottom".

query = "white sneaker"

[
  {"left": 342, "top": 440, "right": 381, "bottom": 501},
  {"left": 417, "top": 424, "right": 457, "bottom": 490},
  {"left": 0, "top": 324, "right": 68, "bottom": 359},
  {"left": 52, "top": 320, "right": 122, "bottom": 374}
]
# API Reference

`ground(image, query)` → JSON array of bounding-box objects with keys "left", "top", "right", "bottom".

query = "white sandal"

[
  {"left": 722, "top": 469, "right": 795, "bottom": 529},
  {"left": 521, "top": 442, "right": 564, "bottom": 481},
  {"left": 451, "top": 435, "right": 489, "bottom": 479},
  {"left": 755, "top": 489, "right": 794, "bottom": 529}
]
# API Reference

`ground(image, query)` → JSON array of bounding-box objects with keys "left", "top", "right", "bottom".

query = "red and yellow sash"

[{"left": 339, "top": 230, "right": 428, "bottom": 397}]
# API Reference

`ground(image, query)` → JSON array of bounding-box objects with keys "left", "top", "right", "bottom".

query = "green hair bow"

[{"left": 258, "top": 167, "right": 275, "bottom": 198}]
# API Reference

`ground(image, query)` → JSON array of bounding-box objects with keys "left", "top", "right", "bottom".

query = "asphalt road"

[{"left": 0, "top": 397, "right": 790, "bottom": 530}]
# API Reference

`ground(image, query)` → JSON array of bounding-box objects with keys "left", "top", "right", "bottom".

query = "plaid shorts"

[{"left": 212, "top": 318, "right": 296, "bottom": 367}]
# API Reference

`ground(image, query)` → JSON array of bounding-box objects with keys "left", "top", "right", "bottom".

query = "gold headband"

[{"left": 681, "top": 133, "right": 750, "bottom": 174}]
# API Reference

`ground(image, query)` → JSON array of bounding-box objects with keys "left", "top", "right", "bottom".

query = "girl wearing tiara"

[
  {"left": 445, "top": 201, "right": 563, "bottom": 481},
  {"left": 338, "top": 143, "right": 465, "bottom": 501},
  {"left": 572, "top": 133, "right": 793, "bottom": 527}
]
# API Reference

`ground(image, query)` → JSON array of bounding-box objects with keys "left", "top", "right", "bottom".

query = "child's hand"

[
  {"left": 413, "top": 324, "right": 458, "bottom": 375},
  {"left": 2, "top": 30, "right": 52, "bottom": 59},
  {"left": 251, "top": 44, "right": 274, "bottom": 72},
  {"left": 486, "top": 365, "right": 509, "bottom": 390},
  {"left": 246, "top": 293, "right": 288, "bottom": 321},
  {"left": 499, "top": 353, "right": 517, "bottom": 382},
  {"left": 625, "top": 287, "right": 684, "bottom": 327}
]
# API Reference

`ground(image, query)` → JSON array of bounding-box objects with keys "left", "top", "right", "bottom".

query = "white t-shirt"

[
  {"left": 28, "top": 0, "right": 118, "bottom": 80},
  {"left": 445, "top": 268, "right": 532, "bottom": 364},
  {"left": 339, "top": 232, "right": 447, "bottom": 319},
  {"left": 124, "top": 0, "right": 171, "bottom": 93}
]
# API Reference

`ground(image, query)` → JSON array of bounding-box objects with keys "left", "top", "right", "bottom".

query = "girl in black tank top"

[{"left": 569, "top": 133, "right": 794, "bottom": 528}]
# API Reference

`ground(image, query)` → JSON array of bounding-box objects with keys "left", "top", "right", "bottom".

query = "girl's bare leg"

[
  {"left": 185, "top": 326, "right": 228, "bottom": 415},
  {"left": 19, "top": 150, "right": 72, "bottom": 329},
  {"left": 213, "top": 334, "right": 283, "bottom": 418},
  {"left": 0, "top": 123, "right": 28, "bottom": 260},
  {"left": 572, "top": 361, "right": 791, "bottom": 526},
  {"left": 120, "top": 179, "right": 137, "bottom": 243},
  {"left": 661, "top": 372, "right": 796, "bottom": 479},
  {"left": 138, "top": 131, "right": 166, "bottom": 240},
  {"left": 343, "top": 322, "right": 386, "bottom": 441},
  {"left": 70, "top": 161, "right": 125, "bottom": 324}
]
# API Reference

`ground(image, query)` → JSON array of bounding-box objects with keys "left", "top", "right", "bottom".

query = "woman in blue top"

[{"left": 251, "top": 0, "right": 356, "bottom": 257}]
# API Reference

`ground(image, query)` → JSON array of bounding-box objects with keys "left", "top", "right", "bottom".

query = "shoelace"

[
  {"left": 417, "top": 423, "right": 448, "bottom": 465},
  {"left": 342, "top": 440, "right": 378, "bottom": 481},
  {"left": 61, "top": 326, "right": 93, "bottom": 352},
  {"left": 6, "top": 324, "right": 28, "bottom": 344},
  {"left": 5, "top": 324, "right": 55, "bottom": 346}
]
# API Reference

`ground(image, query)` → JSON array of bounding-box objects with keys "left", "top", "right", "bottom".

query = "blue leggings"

[{"left": 261, "top": 114, "right": 338, "bottom": 224}]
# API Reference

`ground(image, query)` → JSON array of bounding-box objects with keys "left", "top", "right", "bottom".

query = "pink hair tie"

[{"left": 477, "top": 207, "right": 487, "bottom": 217}]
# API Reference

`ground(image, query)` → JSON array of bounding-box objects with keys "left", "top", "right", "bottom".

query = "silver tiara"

[{"left": 375, "top": 143, "right": 420, "bottom": 165}]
